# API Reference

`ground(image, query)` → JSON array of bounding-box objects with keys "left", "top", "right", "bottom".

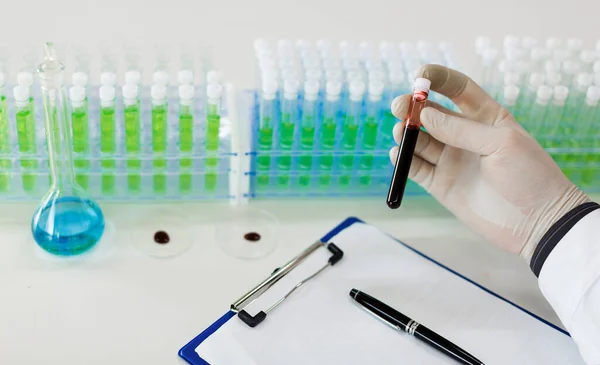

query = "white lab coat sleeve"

[{"left": 538, "top": 207, "right": 600, "bottom": 364}]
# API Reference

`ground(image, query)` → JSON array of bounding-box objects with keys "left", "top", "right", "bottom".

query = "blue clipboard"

[{"left": 178, "top": 216, "right": 568, "bottom": 364}]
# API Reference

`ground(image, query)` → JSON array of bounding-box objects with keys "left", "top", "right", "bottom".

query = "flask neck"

[{"left": 42, "top": 87, "right": 76, "bottom": 189}]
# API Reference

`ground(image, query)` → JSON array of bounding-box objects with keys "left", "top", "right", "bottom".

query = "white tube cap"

[
  {"left": 544, "top": 60, "right": 561, "bottom": 74},
  {"left": 528, "top": 73, "right": 545, "bottom": 88},
  {"left": 99, "top": 85, "right": 115, "bottom": 102},
  {"left": 262, "top": 80, "right": 278, "bottom": 100},
  {"left": 536, "top": 85, "right": 553, "bottom": 101},
  {"left": 207, "top": 70, "right": 221, "bottom": 84},
  {"left": 69, "top": 85, "right": 86, "bottom": 102},
  {"left": 503, "top": 34, "right": 520, "bottom": 50},
  {"left": 305, "top": 68, "right": 322, "bottom": 81},
  {"left": 349, "top": 81, "right": 366, "bottom": 101},
  {"left": 585, "top": 86, "right": 600, "bottom": 102},
  {"left": 553, "top": 49, "right": 569, "bottom": 63},
  {"left": 576, "top": 72, "right": 594, "bottom": 89},
  {"left": 563, "top": 60, "right": 581, "bottom": 75},
  {"left": 389, "top": 70, "right": 405, "bottom": 85},
  {"left": 72, "top": 71, "right": 88, "bottom": 87},
  {"left": 413, "top": 77, "right": 431, "bottom": 93},
  {"left": 178, "top": 84, "right": 194, "bottom": 100},
  {"left": 368, "top": 81, "right": 385, "bottom": 100},
  {"left": 368, "top": 70, "right": 385, "bottom": 83},
  {"left": 553, "top": 85, "right": 569, "bottom": 101},
  {"left": 151, "top": 84, "right": 167, "bottom": 100},
  {"left": 326, "top": 80, "right": 342, "bottom": 96},
  {"left": 325, "top": 69, "right": 343, "bottom": 82},
  {"left": 530, "top": 47, "right": 549, "bottom": 62},
  {"left": 546, "top": 37, "right": 562, "bottom": 50},
  {"left": 545, "top": 72, "right": 562, "bottom": 87},
  {"left": 304, "top": 80, "right": 320, "bottom": 100},
  {"left": 17, "top": 71, "right": 34, "bottom": 87},
  {"left": 178, "top": 70, "right": 194, "bottom": 85},
  {"left": 206, "top": 83, "right": 223, "bottom": 99},
  {"left": 122, "top": 84, "right": 138, "bottom": 99},
  {"left": 13, "top": 85, "right": 29, "bottom": 101},
  {"left": 522, "top": 36, "right": 538, "bottom": 49},
  {"left": 567, "top": 37, "right": 584, "bottom": 52},
  {"left": 580, "top": 50, "right": 597, "bottom": 64},
  {"left": 283, "top": 79, "right": 300, "bottom": 99},
  {"left": 100, "top": 72, "right": 116, "bottom": 86},
  {"left": 503, "top": 85, "right": 520, "bottom": 103},
  {"left": 153, "top": 70, "right": 169, "bottom": 86},
  {"left": 125, "top": 70, "right": 141, "bottom": 85}
]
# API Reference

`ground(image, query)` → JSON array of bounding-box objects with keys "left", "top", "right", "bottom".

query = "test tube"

[
  {"left": 205, "top": 83, "right": 223, "bottom": 191},
  {"left": 276, "top": 79, "right": 299, "bottom": 186},
  {"left": 545, "top": 72, "right": 562, "bottom": 88},
  {"left": 153, "top": 71, "right": 170, "bottom": 87},
  {"left": 319, "top": 80, "right": 342, "bottom": 186},
  {"left": 100, "top": 72, "right": 117, "bottom": 87},
  {"left": 501, "top": 85, "right": 520, "bottom": 116},
  {"left": 69, "top": 86, "right": 90, "bottom": 189},
  {"left": 579, "top": 50, "right": 597, "bottom": 73},
  {"left": 359, "top": 80, "right": 384, "bottom": 185},
  {"left": 125, "top": 70, "right": 142, "bottom": 87},
  {"left": 566, "top": 38, "right": 584, "bottom": 58},
  {"left": 387, "top": 78, "right": 431, "bottom": 209},
  {"left": 151, "top": 84, "right": 168, "bottom": 193},
  {"left": 546, "top": 86, "right": 569, "bottom": 152},
  {"left": 0, "top": 73, "right": 9, "bottom": 191},
  {"left": 546, "top": 38, "right": 563, "bottom": 52},
  {"left": 525, "top": 85, "right": 552, "bottom": 136},
  {"left": 123, "top": 83, "right": 141, "bottom": 192},
  {"left": 339, "top": 80, "right": 365, "bottom": 186},
  {"left": 13, "top": 85, "right": 37, "bottom": 192},
  {"left": 562, "top": 60, "right": 581, "bottom": 87},
  {"left": 515, "top": 72, "right": 544, "bottom": 122},
  {"left": 17, "top": 72, "right": 36, "bottom": 140},
  {"left": 298, "top": 80, "right": 320, "bottom": 186},
  {"left": 178, "top": 84, "right": 194, "bottom": 193},
  {"left": 99, "top": 85, "right": 116, "bottom": 194},
  {"left": 256, "top": 81, "right": 277, "bottom": 186},
  {"left": 579, "top": 86, "right": 600, "bottom": 185},
  {"left": 178, "top": 70, "right": 194, "bottom": 86}
]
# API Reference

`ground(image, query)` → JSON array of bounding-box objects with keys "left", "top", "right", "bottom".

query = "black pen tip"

[{"left": 349, "top": 289, "right": 358, "bottom": 298}]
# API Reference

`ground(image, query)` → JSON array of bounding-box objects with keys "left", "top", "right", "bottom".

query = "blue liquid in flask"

[{"left": 32, "top": 196, "right": 105, "bottom": 256}]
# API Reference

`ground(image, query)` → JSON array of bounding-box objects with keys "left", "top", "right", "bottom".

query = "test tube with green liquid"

[
  {"left": 339, "top": 80, "right": 365, "bottom": 186},
  {"left": 545, "top": 86, "right": 569, "bottom": 162},
  {"left": 13, "top": 85, "right": 37, "bottom": 192},
  {"left": 178, "top": 84, "right": 194, "bottom": 193},
  {"left": 122, "top": 82, "right": 141, "bottom": 192},
  {"left": 514, "top": 73, "right": 544, "bottom": 125},
  {"left": 0, "top": 73, "right": 10, "bottom": 192},
  {"left": 69, "top": 86, "right": 90, "bottom": 190},
  {"left": 318, "top": 80, "right": 342, "bottom": 186},
  {"left": 257, "top": 81, "right": 277, "bottom": 186},
  {"left": 525, "top": 85, "right": 552, "bottom": 136},
  {"left": 501, "top": 85, "right": 520, "bottom": 117},
  {"left": 277, "top": 79, "right": 299, "bottom": 186},
  {"left": 577, "top": 86, "right": 600, "bottom": 185},
  {"left": 99, "top": 85, "right": 116, "bottom": 194},
  {"left": 151, "top": 84, "right": 168, "bottom": 194},
  {"left": 205, "top": 83, "right": 223, "bottom": 191},
  {"left": 359, "top": 81, "right": 384, "bottom": 185},
  {"left": 298, "top": 80, "right": 319, "bottom": 186},
  {"left": 561, "top": 74, "right": 592, "bottom": 172},
  {"left": 380, "top": 71, "right": 404, "bottom": 145}
]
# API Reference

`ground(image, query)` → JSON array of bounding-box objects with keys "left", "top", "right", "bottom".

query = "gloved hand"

[{"left": 390, "top": 64, "right": 590, "bottom": 263}]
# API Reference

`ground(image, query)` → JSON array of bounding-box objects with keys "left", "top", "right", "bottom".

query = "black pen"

[{"left": 350, "top": 289, "right": 484, "bottom": 365}]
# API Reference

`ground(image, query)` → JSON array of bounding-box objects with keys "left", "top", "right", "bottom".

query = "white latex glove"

[{"left": 390, "top": 64, "right": 590, "bottom": 262}]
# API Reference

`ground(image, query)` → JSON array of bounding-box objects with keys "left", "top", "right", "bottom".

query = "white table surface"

[
  {"left": 0, "top": 198, "right": 564, "bottom": 364},
  {"left": 1, "top": 0, "right": 598, "bottom": 363}
]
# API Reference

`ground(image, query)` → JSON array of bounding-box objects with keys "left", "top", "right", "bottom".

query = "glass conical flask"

[{"left": 31, "top": 42, "right": 105, "bottom": 256}]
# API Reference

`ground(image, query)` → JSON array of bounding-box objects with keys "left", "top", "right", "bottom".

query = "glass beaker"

[{"left": 31, "top": 42, "right": 105, "bottom": 256}]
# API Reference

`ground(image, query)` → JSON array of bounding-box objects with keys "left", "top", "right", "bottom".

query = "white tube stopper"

[
  {"left": 528, "top": 73, "right": 545, "bottom": 89},
  {"left": 389, "top": 70, "right": 405, "bottom": 85},
  {"left": 346, "top": 70, "right": 363, "bottom": 84},
  {"left": 365, "top": 59, "right": 383, "bottom": 71},
  {"left": 72, "top": 71, "right": 88, "bottom": 87},
  {"left": 585, "top": 86, "right": 600, "bottom": 103},
  {"left": 179, "top": 84, "right": 194, "bottom": 100},
  {"left": 563, "top": 60, "right": 581, "bottom": 75},
  {"left": 206, "top": 83, "right": 223, "bottom": 99},
  {"left": 545, "top": 72, "right": 562, "bottom": 87},
  {"left": 567, "top": 38, "right": 583, "bottom": 52},
  {"left": 536, "top": 85, "right": 553, "bottom": 102},
  {"left": 413, "top": 77, "right": 431, "bottom": 93},
  {"left": 283, "top": 79, "right": 300, "bottom": 99},
  {"left": 122, "top": 84, "right": 138, "bottom": 100},
  {"left": 100, "top": 72, "right": 116, "bottom": 86},
  {"left": 530, "top": 47, "right": 548, "bottom": 62},
  {"left": 546, "top": 37, "right": 562, "bottom": 50},
  {"left": 304, "top": 80, "right": 320, "bottom": 101},
  {"left": 325, "top": 69, "right": 343, "bottom": 82},
  {"left": 153, "top": 70, "right": 169, "bottom": 86},
  {"left": 503, "top": 85, "right": 520, "bottom": 104},
  {"left": 580, "top": 50, "right": 596, "bottom": 64},
  {"left": 503, "top": 34, "right": 520, "bottom": 51},
  {"left": 151, "top": 84, "right": 167, "bottom": 101},
  {"left": 17, "top": 72, "right": 34, "bottom": 87},
  {"left": 368, "top": 81, "right": 385, "bottom": 101},
  {"left": 178, "top": 70, "right": 194, "bottom": 85},
  {"left": 125, "top": 70, "right": 141, "bottom": 85},
  {"left": 553, "top": 86, "right": 569, "bottom": 102},
  {"left": 69, "top": 85, "right": 86, "bottom": 103},
  {"left": 576, "top": 72, "right": 594, "bottom": 90},
  {"left": 544, "top": 60, "right": 561, "bottom": 74},
  {"left": 305, "top": 68, "right": 322, "bottom": 82},
  {"left": 99, "top": 85, "right": 115, "bottom": 102},
  {"left": 326, "top": 80, "right": 342, "bottom": 97},
  {"left": 349, "top": 81, "right": 366, "bottom": 101},
  {"left": 553, "top": 49, "right": 569, "bottom": 63},
  {"left": 207, "top": 70, "right": 221, "bottom": 84},
  {"left": 522, "top": 36, "right": 538, "bottom": 49},
  {"left": 13, "top": 85, "right": 29, "bottom": 101},
  {"left": 368, "top": 70, "right": 385, "bottom": 83}
]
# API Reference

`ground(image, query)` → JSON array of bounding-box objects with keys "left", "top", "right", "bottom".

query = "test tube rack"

[
  {"left": 0, "top": 46, "right": 238, "bottom": 202},
  {"left": 474, "top": 36, "right": 600, "bottom": 191},
  {"left": 247, "top": 39, "right": 458, "bottom": 199}
]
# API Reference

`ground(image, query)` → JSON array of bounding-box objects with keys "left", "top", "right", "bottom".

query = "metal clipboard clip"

[{"left": 230, "top": 240, "right": 344, "bottom": 328}]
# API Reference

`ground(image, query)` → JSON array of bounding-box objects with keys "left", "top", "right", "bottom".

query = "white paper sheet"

[{"left": 196, "top": 222, "right": 585, "bottom": 365}]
